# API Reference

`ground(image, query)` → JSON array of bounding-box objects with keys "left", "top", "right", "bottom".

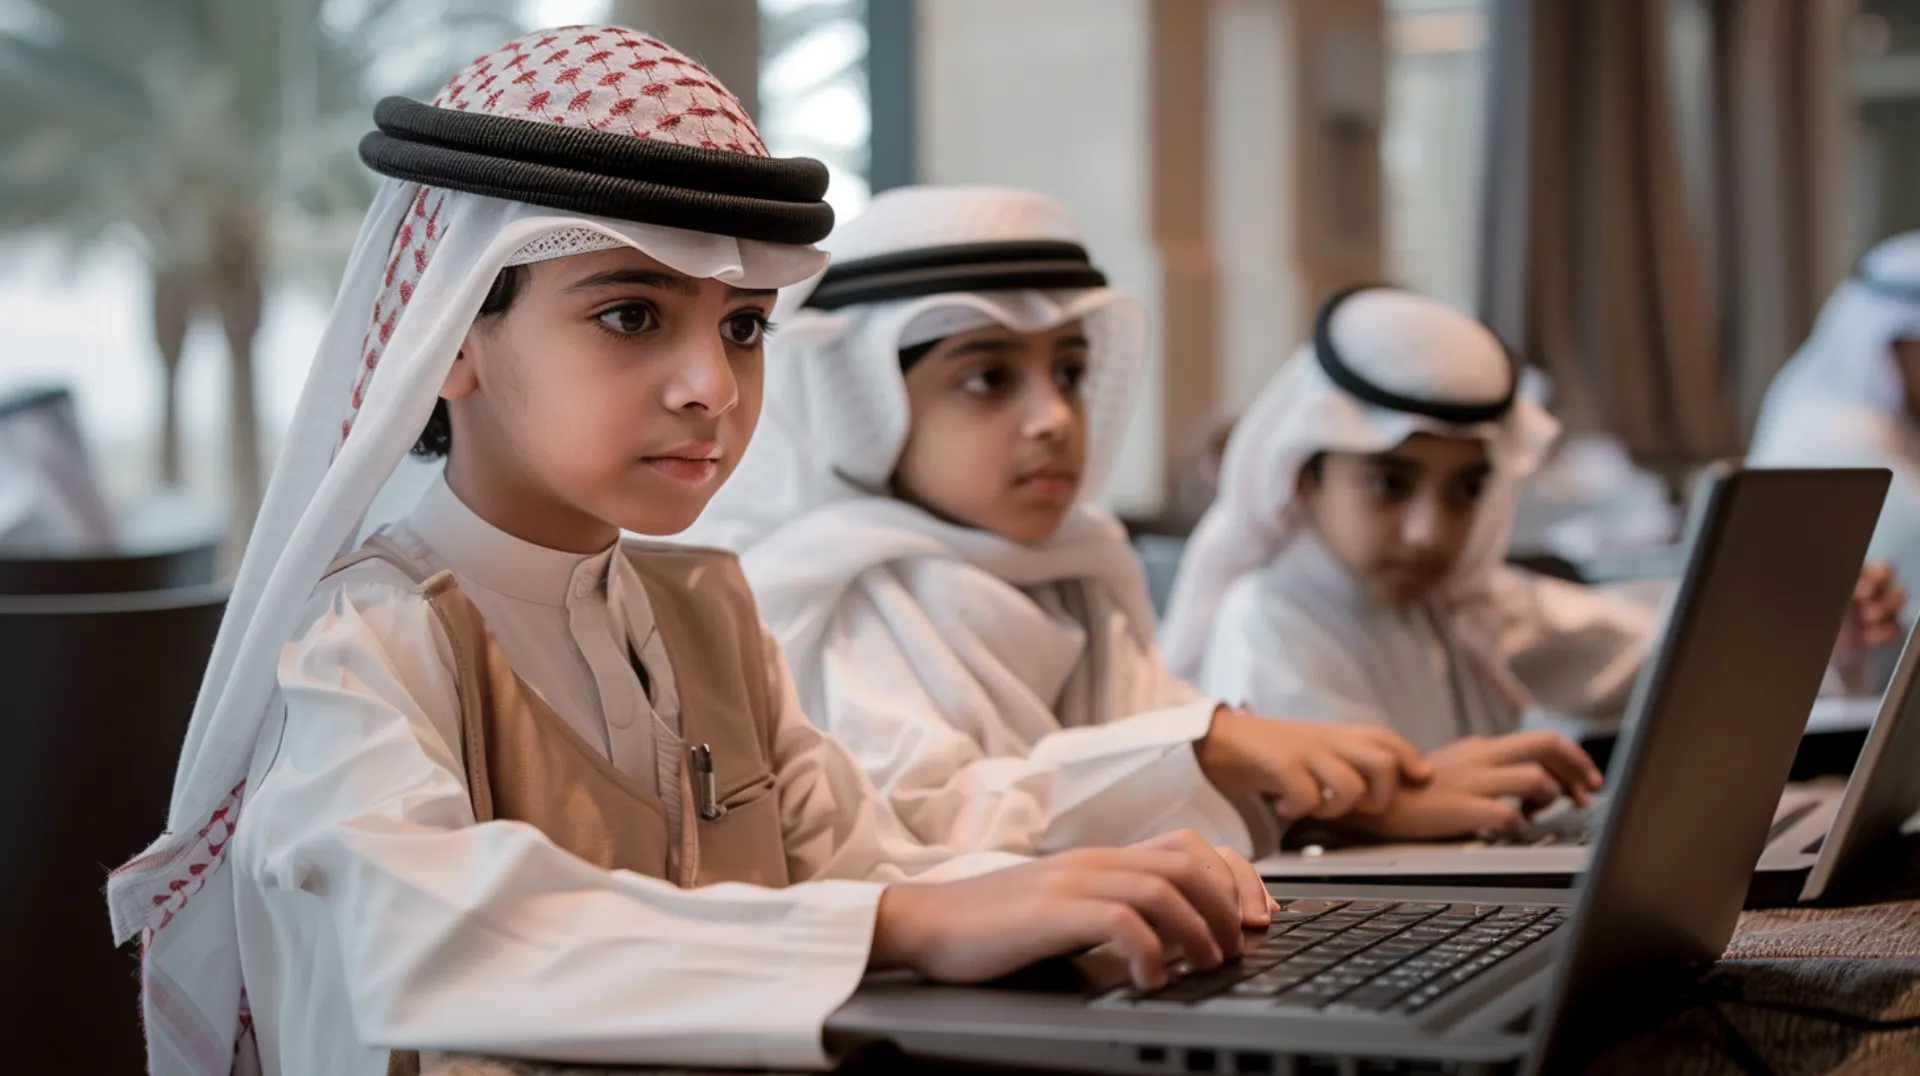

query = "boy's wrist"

[
  {"left": 869, "top": 884, "right": 925, "bottom": 973},
  {"left": 1194, "top": 705, "right": 1250, "bottom": 792}
]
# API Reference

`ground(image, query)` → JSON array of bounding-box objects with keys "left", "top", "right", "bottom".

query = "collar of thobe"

[
  {"left": 1271, "top": 525, "right": 1454, "bottom": 628},
  {"left": 410, "top": 475, "right": 615, "bottom": 607}
]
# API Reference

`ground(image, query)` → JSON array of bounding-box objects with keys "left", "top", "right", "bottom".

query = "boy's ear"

[{"left": 442, "top": 334, "right": 482, "bottom": 401}]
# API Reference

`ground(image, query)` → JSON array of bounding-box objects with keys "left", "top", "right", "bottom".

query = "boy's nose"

[
  {"left": 1022, "top": 385, "right": 1075, "bottom": 440},
  {"left": 1400, "top": 495, "right": 1444, "bottom": 550},
  {"left": 667, "top": 338, "right": 738, "bottom": 414}
]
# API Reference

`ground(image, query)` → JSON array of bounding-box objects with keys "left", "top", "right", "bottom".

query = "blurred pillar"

[
  {"left": 917, "top": 0, "right": 1202, "bottom": 514},
  {"left": 612, "top": 0, "right": 759, "bottom": 118},
  {"left": 867, "top": 0, "right": 918, "bottom": 192},
  {"left": 1149, "top": 0, "right": 1221, "bottom": 518},
  {"left": 1210, "top": 0, "right": 1301, "bottom": 419},
  {"left": 1210, "top": 0, "right": 1385, "bottom": 429},
  {"left": 1288, "top": 0, "right": 1388, "bottom": 304},
  {"left": 1710, "top": 0, "right": 1853, "bottom": 435},
  {"left": 915, "top": 0, "right": 1382, "bottom": 515}
]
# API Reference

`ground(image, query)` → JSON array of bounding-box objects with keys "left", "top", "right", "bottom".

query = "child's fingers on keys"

[
  {"left": 1214, "top": 846, "right": 1273, "bottom": 928},
  {"left": 1260, "top": 759, "right": 1325, "bottom": 821},
  {"left": 1364, "top": 726, "right": 1432, "bottom": 782},
  {"left": 1122, "top": 842, "right": 1246, "bottom": 958},
  {"left": 1304, "top": 755, "right": 1367, "bottom": 819},
  {"left": 1333, "top": 741, "right": 1403, "bottom": 811},
  {"left": 1536, "top": 742, "right": 1603, "bottom": 799},
  {"left": 1066, "top": 899, "right": 1167, "bottom": 991},
  {"left": 1387, "top": 790, "right": 1522, "bottom": 841},
  {"left": 1501, "top": 731, "right": 1600, "bottom": 790},
  {"left": 1125, "top": 834, "right": 1246, "bottom": 939},
  {"left": 1448, "top": 794, "right": 1526, "bottom": 840},
  {"left": 1451, "top": 762, "right": 1557, "bottom": 807},
  {"left": 1494, "top": 763, "right": 1563, "bottom": 810},
  {"left": 1081, "top": 864, "right": 1227, "bottom": 970}
]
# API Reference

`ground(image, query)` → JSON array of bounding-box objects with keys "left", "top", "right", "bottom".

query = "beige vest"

[{"left": 333, "top": 535, "right": 792, "bottom": 1075}]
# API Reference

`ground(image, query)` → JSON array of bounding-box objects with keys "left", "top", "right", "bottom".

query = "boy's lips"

[
  {"left": 643, "top": 442, "right": 722, "bottom": 485},
  {"left": 1015, "top": 464, "right": 1080, "bottom": 499},
  {"left": 1376, "top": 561, "right": 1446, "bottom": 593}
]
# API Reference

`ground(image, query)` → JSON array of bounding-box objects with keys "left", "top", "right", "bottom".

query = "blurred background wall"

[{"left": 1, "top": 0, "right": 1913, "bottom": 556}]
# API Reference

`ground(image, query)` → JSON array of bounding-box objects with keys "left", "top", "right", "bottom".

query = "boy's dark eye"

[
  {"left": 960, "top": 365, "right": 1011, "bottom": 395},
  {"left": 721, "top": 311, "right": 769, "bottom": 347},
  {"left": 1365, "top": 468, "right": 1413, "bottom": 500},
  {"left": 1450, "top": 471, "right": 1490, "bottom": 508},
  {"left": 1055, "top": 358, "right": 1088, "bottom": 393},
  {"left": 596, "top": 303, "right": 658, "bottom": 335}
]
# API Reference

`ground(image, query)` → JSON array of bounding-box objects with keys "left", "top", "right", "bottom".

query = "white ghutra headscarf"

[
  {"left": 104, "top": 28, "right": 829, "bottom": 1076},
  {"left": 1160, "top": 288, "right": 1563, "bottom": 718},
  {"left": 687, "top": 184, "right": 1149, "bottom": 558},
  {"left": 1752, "top": 232, "right": 1920, "bottom": 453}
]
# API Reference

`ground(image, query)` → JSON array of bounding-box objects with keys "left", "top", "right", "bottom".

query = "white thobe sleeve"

[
  {"left": 811, "top": 585, "right": 1255, "bottom": 859},
  {"left": 1490, "top": 567, "right": 1658, "bottom": 724},
  {"left": 1198, "top": 577, "right": 1394, "bottom": 730},
  {"left": 242, "top": 577, "right": 1005, "bottom": 1071},
  {"left": 760, "top": 623, "right": 1031, "bottom": 882}
]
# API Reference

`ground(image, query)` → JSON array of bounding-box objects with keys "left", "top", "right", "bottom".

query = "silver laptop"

[
  {"left": 1258, "top": 473, "right": 1913, "bottom": 899},
  {"left": 825, "top": 467, "right": 1888, "bottom": 1075},
  {"left": 1255, "top": 684, "right": 1917, "bottom": 902},
  {"left": 1793, "top": 622, "right": 1920, "bottom": 903}
]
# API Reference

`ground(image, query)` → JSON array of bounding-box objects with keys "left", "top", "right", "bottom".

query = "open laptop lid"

[
  {"left": 1526, "top": 466, "right": 1889, "bottom": 1072},
  {"left": 1801, "top": 619, "right": 1920, "bottom": 902}
]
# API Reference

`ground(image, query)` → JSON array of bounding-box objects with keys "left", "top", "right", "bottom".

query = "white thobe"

[
  {"left": 232, "top": 478, "right": 1015, "bottom": 1076},
  {"left": 741, "top": 499, "right": 1264, "bottom": 859},
  {"left": 1196, "top": 531, "right": 1655, "bottom": 753}
]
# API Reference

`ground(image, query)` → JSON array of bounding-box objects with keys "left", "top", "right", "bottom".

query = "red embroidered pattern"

[
  {"left": 124, "top": 779, "right": 247, "bottom": 934},
  {"left": 337, "top": 25, "right": 772, "bottom": 440}
]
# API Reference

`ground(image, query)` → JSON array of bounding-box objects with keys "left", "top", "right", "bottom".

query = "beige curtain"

[
  {"left": 1707, "top": 0, "right": 1846, "bottom": 439},
  {"left": 1479, "top": 0, "right": 1736, "bottom": 482}
]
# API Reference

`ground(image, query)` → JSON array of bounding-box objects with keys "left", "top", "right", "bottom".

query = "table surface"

[{"left": 425, "top": 846, "right": 1920, "bottom": 1076}]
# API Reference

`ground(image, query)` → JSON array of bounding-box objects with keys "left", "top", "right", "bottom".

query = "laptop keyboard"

[
  {"left": 1489, "top": 796, "right": 1822, "bottom": 849},
  {"left": 1104, "top": 899, "right": 1566, "bottom": 1015},
  {"left": 1496, "top": 804, "right": 1603, "bottom": 847}
]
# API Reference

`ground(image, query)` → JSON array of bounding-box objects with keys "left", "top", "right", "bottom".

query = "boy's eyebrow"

[
  {"left": 1365, "top": 454, "right": 1422, "bottom": 474},
  {"left": 940, "top": 337, "right": 1022, "bottom": 359},
  {"left": 560, "top": 268, "right": 777, "bottom": 303},
  {"left": 565, "top": 267, "right": 697, "bottom": 294}
]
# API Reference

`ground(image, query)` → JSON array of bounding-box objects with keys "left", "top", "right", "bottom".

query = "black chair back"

[
  {"left": 0, "top": 585, "right": 225, "bottom": 1072},
  {"left": 0, "top": 540, "right": 220, "bottom": 595}
]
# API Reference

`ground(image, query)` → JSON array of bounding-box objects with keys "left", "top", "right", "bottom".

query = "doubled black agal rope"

[
  {"left": 804, "top": 240, "right": 1108, "bottom": 311},
  {"left": 358, "top": 97, "right": 834, "bottom": 244},
  {"left": 1312, "top": 283, "right": 1519, "bottom": 424}
]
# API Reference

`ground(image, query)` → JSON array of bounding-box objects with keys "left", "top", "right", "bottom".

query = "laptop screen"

[{"left": 1527, "top": 467, "right": 1889, "bottom": 1071}]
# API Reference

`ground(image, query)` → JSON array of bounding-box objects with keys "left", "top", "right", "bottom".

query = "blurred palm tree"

[{"left": 0, "top": 0, "right": 509, "bottom": 548}]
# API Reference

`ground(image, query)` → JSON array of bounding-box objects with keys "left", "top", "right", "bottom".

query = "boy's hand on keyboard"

[
  {"left": 1196, "top": 708, "right": 1432, "bottom": 821},
  {"left": 1341, "top": 785, "right": 1527, "bottom": 841},
  {"left": 1835, "top": 560, "right": 1904, "bottom": 655},
  {"left": 1421, "top": 731, "right": 1602, "bottom": 809},
  {"left": 869, "top": 829, "right": 1261, "bottom": 991}
]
